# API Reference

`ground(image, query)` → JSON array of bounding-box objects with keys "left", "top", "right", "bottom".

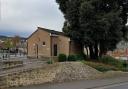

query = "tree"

[
  {"left": 118, "top": 0, "right": 128, "bottom": 39},
  {"left": 56, "top": 0, "right": 128, "bottom": 59},
  {"left": 62, "top": 21, "right": 71, "bottom": 36},
  {"left": 11, "top": 35, "right": 21, "bottom": 56},
  {"left": 12, "top": 35, "right": 20, "bottom": 48},
  {"left": 80, "top": 0, "right": 123, "bottom": 59},
  {"left": 3, "top": 39, "right": 14, "bottom": 49},
  {"left": 56, "top": 0, "right": 85, "bottom": 50}
]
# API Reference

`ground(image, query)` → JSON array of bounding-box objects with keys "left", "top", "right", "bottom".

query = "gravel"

[{"left": 52, "top": 62, "right": 102, "bottom": 82}]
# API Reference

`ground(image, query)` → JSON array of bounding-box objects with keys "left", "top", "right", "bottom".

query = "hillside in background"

[
  {"left": 0, "top": 35, "right": 9, "bottom": 40},
  {"left": 0, "top": 35, "right": 27, "bottom": 41}
]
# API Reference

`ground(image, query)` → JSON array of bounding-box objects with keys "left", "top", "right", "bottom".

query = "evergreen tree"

[{"left": 56, "top": 0, "right": 128, "bottom": 59}]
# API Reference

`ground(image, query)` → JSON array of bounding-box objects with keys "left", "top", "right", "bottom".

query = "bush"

[
  {"left": 68, "top": 54, "right": 85, "bottom": 61},
  {"left": 47, "top": 60, "right": 53, "bottom": 64},
  {"left": 58, "top": 54, "right": 85, "bottom": 62},
  {"left": 68, "top": 55, "right": 76, "bottom": 61},
  {"left": 98, "top": 55, "right": 124, "bottom": 69},
  {"left": 58, "top": 54, "right": 67, "bottom": 62},
  {"left": 75, "top": 54, "right": 85, "bottom": 61}
]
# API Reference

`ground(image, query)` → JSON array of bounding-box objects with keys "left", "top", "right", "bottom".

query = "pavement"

[{"left": 9, "top": 76, "right": 128, "bottom": 89}]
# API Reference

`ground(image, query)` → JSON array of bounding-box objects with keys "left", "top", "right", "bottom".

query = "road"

[
  {"left": 9, "top": 76, "right": 128, "bottom": 89},
  {"left": 106, "top": 83, "right": 128, "bottom": 89},
  {"left": 101, "top": 82, "right": 128, "bottom": 89}
]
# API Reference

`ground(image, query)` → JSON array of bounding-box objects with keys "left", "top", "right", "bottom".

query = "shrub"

[
  {"left": 75, "top": 54, "right": 85, "bottom": 61},
  {"left": 121, "top": 61, "right": 128, "bottom": 71},
  {"left": 68, "top": 55, "right": 76, "bottom": 61},
  {"left": 58, "top": 54, "right": 67, "bottom": 62},
  {"left": 58, "top": 54, "right": 85, "bottom": 62},
  {"left": 67, "top": 54, "right": 85, "bottom": 61},
  {"left": 98, "top": 55, "right": 124, "bottom": 69},
  {"left": 47, "top": 60, "right": 53, "bottom": 64}
]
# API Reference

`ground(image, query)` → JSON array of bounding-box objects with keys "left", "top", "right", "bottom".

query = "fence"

[{"left": 0, "top": 53, "right": 27, "bottom": 60}]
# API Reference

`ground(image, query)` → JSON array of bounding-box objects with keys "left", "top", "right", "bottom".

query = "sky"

[{"left": 0, "top": 0, "right": 65, "bottom": 37}]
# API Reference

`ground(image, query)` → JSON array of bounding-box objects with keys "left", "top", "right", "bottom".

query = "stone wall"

[
  {"left": 0, "top": 64, "right": 60, "bottom": 89},
  {"left": 2, "top": 60, "right": 23, "bottom": 69}
]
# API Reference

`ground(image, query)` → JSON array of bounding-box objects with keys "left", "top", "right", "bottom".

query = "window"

[{"left": 42, "top": 42, "right": 46, "bottom": 46}]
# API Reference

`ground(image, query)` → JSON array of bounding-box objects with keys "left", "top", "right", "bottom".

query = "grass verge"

[{"left": 82, "top": 61, "right": 120, "bottom": 72}]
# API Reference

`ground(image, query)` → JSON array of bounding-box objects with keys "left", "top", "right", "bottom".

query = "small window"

[{"left": 42, "top": 42, "right": 46, "bottom": 46}]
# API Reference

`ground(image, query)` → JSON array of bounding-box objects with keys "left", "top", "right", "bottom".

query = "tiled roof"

[
  {"left": 38, "top": 27, "right": 65, "bottom": 36},
  {"left": 27, "top": 27, "right": 68, "bottom": 39}
]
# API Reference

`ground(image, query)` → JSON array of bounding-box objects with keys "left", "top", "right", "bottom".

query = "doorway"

[{"left": 53, "top": 44, "right": 57, "bottom": 56}]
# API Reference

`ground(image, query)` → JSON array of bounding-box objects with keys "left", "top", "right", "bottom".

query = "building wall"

[
  {"left": 27, "top": 29, "right": 51, "bottom": 58},
  {"left": 51, "top": 36, "right": 59, "bottom": 56},
  {"left": 70, "top": 41, "right": 82, "bottom": 55},
  {"left": 51, "top": 36, "right": 82, "bottom": 56},
  {"left": 58, "top": 35, "right": 70, "bottom": 56},
  {"left": 27, "top": 28, "right": 82, "bottom": 59},
  {"left": 107, "top": 40, "right": 128, "bottom": 58}
]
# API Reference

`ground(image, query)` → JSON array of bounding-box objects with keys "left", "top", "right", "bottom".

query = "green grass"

[
  {"left": 82, "top": 59, "right": 128, "bottom": 72},
  {"left": 82, "top": 61, "right": 119, "bottom": 72},
  {"left": 98, "top": 56, "right": 125, "bottom": 69}
]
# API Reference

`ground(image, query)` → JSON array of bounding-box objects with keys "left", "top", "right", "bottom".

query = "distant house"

[
  {"left": 18, "top": 38, "right": 27, "bottom": 54},
  {"left": 27, "top": 27, "right": 82, "bottom": 59},
  {"left": 107, "top": 40, "right": 128, "bottom": 60}
]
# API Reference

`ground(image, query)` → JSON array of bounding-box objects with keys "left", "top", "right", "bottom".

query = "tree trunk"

[
  {"left": 86, "top": 47, "right": 89, "bottom": 58},
  {"left": 99, "top": 43, "right": 103, "bottom": 57},
  {"left": 89, "top": 45, "right": 95, "bottom": 59},
  {"left": 94, "top": 43, "right": 99, "bottom": 59},
  {"left": 99, "top": 42, "right": 107, "bottom": 58}
]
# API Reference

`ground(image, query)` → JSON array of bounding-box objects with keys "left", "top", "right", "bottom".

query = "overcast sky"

[{"left": 0, "top": 0, "right": 65, "bottom": 37}]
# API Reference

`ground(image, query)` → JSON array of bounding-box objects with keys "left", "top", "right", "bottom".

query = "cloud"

[{"left": 0, "top": 0, "right": 65, "bottom": 37}]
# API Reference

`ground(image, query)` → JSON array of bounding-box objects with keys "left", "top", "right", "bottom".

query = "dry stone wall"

[{"left": 0, "top": 64, "right": 60, "bottom": 89}]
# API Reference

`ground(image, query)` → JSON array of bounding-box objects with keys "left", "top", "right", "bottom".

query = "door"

[{"left": 54, "top": 44, "right": 57, "bottom": 56}]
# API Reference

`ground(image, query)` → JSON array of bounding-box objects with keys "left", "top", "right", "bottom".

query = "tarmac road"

[
  {"left": 9, "top": 76, "right": 128, "bottom": 89},
  {"left": 103, "top": 82, "right": 128, "bottom": 89}
]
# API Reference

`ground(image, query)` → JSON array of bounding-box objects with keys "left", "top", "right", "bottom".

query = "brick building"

[{"left": 27, "top": 27, "right": 82, "bottom": 59}]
